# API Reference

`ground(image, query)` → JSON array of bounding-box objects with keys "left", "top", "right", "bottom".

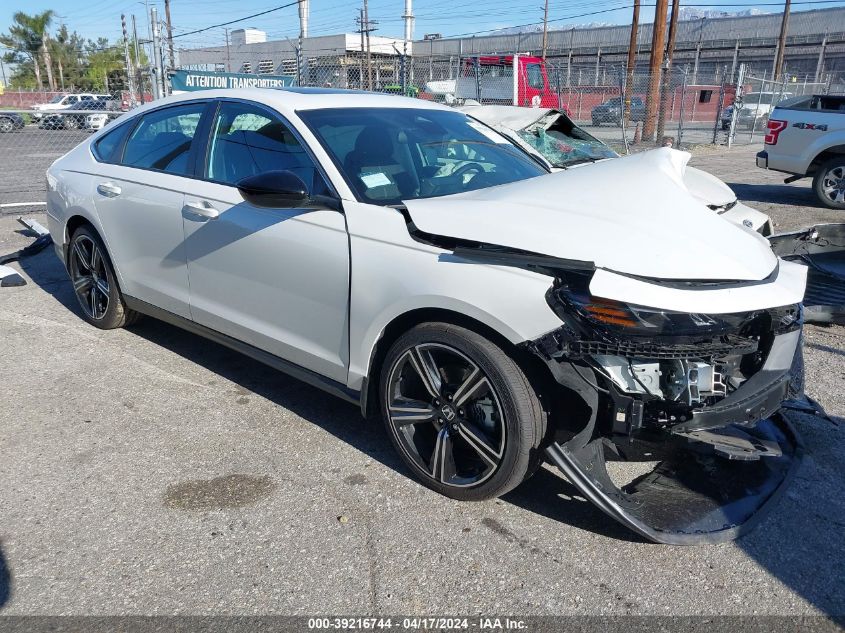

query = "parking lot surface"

[{"left": 0, "top": 145, "right": 843, "bottom": 617}]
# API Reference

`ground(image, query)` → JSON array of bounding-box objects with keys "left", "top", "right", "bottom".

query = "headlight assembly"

[{"left": 547, "top": 272, "right": 800, "bottom": 340}]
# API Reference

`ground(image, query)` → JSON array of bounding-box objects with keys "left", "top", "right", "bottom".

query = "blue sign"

[{"left": 171, "top": 70, "right": 294, "bottom": 92}]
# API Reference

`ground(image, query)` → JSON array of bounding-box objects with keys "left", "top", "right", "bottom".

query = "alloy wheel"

[
  {"left": 0, "top": 118, "right": 12, "bottom": 133},
  {"left": 69, "top": 234, "right": 110, "bottom": 320},
  {"left": 822, "top": 166, "right": 845, "bottom": 205},
  {"left": 385, "top": 343, "right": 505, "bottom": 487}
]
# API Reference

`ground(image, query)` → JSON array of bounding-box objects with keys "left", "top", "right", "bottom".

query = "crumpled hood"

[
  {"left": 683, "top": 165, "right": 735, "bottom": 207},
  {"left": 404, "top": 148, "right": 777, "bottom": 281}
]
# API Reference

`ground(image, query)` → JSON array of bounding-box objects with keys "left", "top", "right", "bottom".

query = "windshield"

[
  {"left": 48, "top": 95, "right": 66, "bottom": 104},
  {"left": 514, "top": 113, "right": 618, "bottom": 168},
  {"left": 300, "top": 107, "right": 546, "bottom": 205}
]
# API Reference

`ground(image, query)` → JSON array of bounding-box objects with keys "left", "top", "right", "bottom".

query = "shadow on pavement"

[
  {"left": 727, "top": 181, "right": 822, "bottom": 208},
  {"left": 16, "top": 248, "right": 845, "bottom": 614}
]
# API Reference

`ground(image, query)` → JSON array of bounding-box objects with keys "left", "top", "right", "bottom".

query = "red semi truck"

[{"left": 423, "top": 54, "right": 566, "bottom": 110}]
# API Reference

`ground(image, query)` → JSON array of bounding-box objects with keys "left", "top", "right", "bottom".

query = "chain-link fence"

[
  {"left": 0, "top": 90, "right": 137, "bottom": 207},
  {"left": 1, "top": 56, "right": 841, "bottom": 206}
]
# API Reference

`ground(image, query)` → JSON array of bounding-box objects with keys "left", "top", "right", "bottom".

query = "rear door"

[
  {"left": 179, "top": 99, "right": 350, "bottom": 382},
  {"left": 92, "top": 101, "right": 211, "bottom": 318}
]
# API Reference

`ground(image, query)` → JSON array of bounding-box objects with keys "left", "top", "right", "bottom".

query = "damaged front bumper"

[
  {"left": 529, "top": 306, "right": 805, "bottom": 545},
  {"left": 545, "top": 415, "right": 800, "bottom": 545}
]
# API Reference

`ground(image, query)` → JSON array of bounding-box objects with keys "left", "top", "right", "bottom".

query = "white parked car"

[
  {"left": 46, "top": 88, "right": 807, "bottom": 544},
  {"left": 31, "top": 93, "right": 99, "bottom": 120},
  {"left": 462, "top": 105, "right": 774, "bottom": 235}
]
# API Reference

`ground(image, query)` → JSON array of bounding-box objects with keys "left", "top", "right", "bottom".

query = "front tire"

[
  {"left": 379, "top": 323, "right": 545, "bottom": 501},
  {"left": 68, "top": 226, "right": 140, "bottom": 329}
]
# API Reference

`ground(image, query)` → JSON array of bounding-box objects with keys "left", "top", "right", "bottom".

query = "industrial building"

[
  {"left": 177, "top": 6, "right": 845, "bottom": 89},
  {"left": 417, "top": 6, "right": 845, "bottom": 83}
]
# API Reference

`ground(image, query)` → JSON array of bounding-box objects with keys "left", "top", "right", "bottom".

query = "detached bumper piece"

[
  {"left": 769, "top": 223, "right": 845, "bottom": 325},
  {"left": 546, "top": 415, "right": 801, "bottom": 545}
]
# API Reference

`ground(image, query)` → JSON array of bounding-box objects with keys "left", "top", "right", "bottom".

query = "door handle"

[
  {"left": 182, "top": 200, "right": 220, "bottom": 220},
  {"left": 96, "top": 182, "right": 121, "bottom": 197}
]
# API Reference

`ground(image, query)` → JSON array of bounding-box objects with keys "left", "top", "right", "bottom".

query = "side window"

[
  {"left": 205, "top": 101, "right": 330, "bottom": 196},
  {"left": 93, "top": 120, "right": 133, "bottom": 163},
  {"left": 526, "top": 64, "right": 544, "bottom": 90},
  {"left": 122, "top": 103, "right": 205, "bottom": 175}
]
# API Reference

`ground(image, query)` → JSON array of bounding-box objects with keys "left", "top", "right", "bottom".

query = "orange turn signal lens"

[{"left": 584, "top": 300, "right": 638, "bottom": 328}]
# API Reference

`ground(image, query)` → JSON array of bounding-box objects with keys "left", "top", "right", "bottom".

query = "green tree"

[{"left": 0, "top": 10, "right": 55, "bottom": 90}]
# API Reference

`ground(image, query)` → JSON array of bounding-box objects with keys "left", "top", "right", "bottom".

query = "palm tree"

[{"left": 0, "top": 11, "right": 55, "bottom": 90}]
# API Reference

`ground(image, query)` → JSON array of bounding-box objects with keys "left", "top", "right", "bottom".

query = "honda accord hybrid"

[{"left": 46, "top": 88, "right": 807, "bottom": 544}]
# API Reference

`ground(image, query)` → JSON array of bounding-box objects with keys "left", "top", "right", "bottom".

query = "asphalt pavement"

[{"left": 0, "top": 145, "right": 843, "bottom": 617}]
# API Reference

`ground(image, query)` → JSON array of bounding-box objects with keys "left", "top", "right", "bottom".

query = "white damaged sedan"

[{"left": 46, "top": 88, "right": 807, "bottom": 544}]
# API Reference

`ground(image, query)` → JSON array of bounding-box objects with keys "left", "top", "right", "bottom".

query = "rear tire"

[
  {"left": 0, "top": 117, "right": 13, "bottom": 133},
  {"left": 813, "top": 157, "right": 845, "bottom": 209},
  {"left": 379, "top": 322, "right": 546, "bottom": 501},
  {"left": 67, "top": 226, "right": 141, "bottom": 329}
]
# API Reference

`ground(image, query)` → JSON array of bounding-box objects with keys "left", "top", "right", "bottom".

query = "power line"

[{"left": 172, "top": 0, "right": 301, "bottom": 39}]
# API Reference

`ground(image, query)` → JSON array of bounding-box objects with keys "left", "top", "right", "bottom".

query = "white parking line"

[{"left": 0, "top": 202, "right": 47, "bottom": 208}]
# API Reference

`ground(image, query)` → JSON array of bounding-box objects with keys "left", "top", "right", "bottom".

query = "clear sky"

[{"left": 3, "top": 0, "right": 845, "bottom": 52}]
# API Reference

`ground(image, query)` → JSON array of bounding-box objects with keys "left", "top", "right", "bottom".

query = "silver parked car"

[{"left": 46, "top": 88, "right": 808, "bottom": 544}]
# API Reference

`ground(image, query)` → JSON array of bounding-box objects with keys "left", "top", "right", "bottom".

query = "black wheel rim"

[
  {"left": 69, "top": 235, "right": 110, "bottom": 320},
  {"left": 386, "top": 343, "right": 505, "bottom": 488}
]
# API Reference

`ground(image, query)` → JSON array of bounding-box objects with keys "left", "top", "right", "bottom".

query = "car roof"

[{"left": 137, "top": 87, "right": 453, "bottom": 117}]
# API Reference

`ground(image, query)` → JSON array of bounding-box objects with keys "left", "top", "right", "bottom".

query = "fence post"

[
  {"left": 712, "top": 71, "right": 726, "bottom": 144},
  {"left": 474, "top": 57, "right": 481, "bottom": 104},
  {"left": 748, "top": 84, "right": 766, "bottom": 143},
  {"left": 620, "top": 72, "right": 630, "bottom": 154},
  {"left": 676, "top": 69, "right": 688, "bottom": 147},
  {"left": 727, "top": 63, "right": 746, "bottom": 149}
]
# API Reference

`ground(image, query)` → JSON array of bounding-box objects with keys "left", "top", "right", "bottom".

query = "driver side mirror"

[{"left": 237, "top": 170, "right": 310, "bottom": 208}]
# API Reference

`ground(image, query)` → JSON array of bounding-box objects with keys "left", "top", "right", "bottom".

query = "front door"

[{"left": 180, "top": 100, "right": 350, "bottom": 383}]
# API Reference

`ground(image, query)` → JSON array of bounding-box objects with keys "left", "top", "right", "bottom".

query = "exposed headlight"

[{"left": 547, "top": 272, "right": 800, "bottom": 339}]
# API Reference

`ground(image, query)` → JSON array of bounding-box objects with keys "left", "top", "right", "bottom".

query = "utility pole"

[
  {"left": 164, "top": 0, "right": 175, "bottom": 72},
  {"left": 132, "top": 15, "right": 144, "bottom": 104},
  {"left": 642, "top": 0, "right": 669, "bottom": 142},
  {"left": 121, "top": 14, "right": 136, "bottom": 106},
  {"left": 624, "top": 0, "right": 640, "bottom": 125},
  {"left": 362, "top": 0, "right": 376, "bottom": 90},
  {"left": 773, "top": 0, "right": 791, "bottom": 81},
  {"left": 151, "top": 6, "right": 163, "bottom": 99},
  {"left": 656, "top": 0, "right": 679, "bottom": 140},
  {"left": 814, "top": 35, "right": 827, "bottom": 82},
  {"left": 541, "top": 0, "right": 550, "bottom": 61},
  {"left": 357, "top": 9, "right": 365, "bottom": 89},
  {"left": 403, "top": 0, "right": 414, "bottom": 87},
  {"left": 225, "top": 28, "right": 231, "bottom": 72}
]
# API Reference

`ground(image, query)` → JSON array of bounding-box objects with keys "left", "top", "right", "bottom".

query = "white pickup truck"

[{"left": 756, "top": 94, "right": 845, "bottom": 209}]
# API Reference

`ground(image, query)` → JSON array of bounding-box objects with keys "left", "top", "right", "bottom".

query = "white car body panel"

[
  {"left": 45, "top": 89, "right": 804, "bottom": 398},
  {"left": 342, "top": 201, "right": 563, "bottom": 390},
  {"left": 589, "top": 260, "right": 807, "bottom": 314},
  {"left": 462, "top": 105, "right": 773, "bottom": 234},
  {"left": 178, "top": 179, "right": 351, "bottom": 383},
  {"left": 90, "top": 161, "right": 193, "bottom": 318},
  {"left": 404, "top": 148, "right": 777, "bottom": 282}
]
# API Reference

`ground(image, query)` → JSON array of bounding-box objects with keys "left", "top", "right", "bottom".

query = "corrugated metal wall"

[{"left": 415, "top": 7, "right": 845, "bottom": 56}]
